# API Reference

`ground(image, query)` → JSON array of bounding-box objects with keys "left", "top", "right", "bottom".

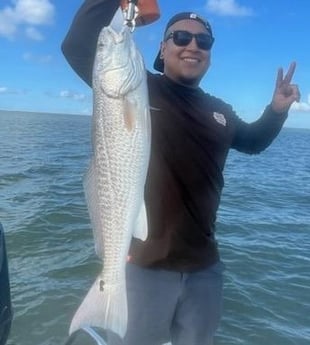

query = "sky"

[{"left": 0, "top": 0, "right": 309, "bottom": 129}]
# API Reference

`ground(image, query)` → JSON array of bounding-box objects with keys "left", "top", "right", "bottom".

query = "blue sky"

[{"left": 0, "top": 0, "right": 309, "bottom": 129}]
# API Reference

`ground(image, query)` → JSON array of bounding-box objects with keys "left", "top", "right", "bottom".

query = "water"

[{"left": 0, "top": 110, "right": 309, "bottom": 345}]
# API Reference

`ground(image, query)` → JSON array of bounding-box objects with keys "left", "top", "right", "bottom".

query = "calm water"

[{"left": 1, "top": 110, "right": 309, "bottom": 345}]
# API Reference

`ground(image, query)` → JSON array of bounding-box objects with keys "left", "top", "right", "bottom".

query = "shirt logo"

[{"left": 213, "top": 112, "right": 227, "bottom": 126}]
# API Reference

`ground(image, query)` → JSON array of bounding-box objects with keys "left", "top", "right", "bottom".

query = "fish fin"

[
  {"left": 123, "top": 98, "right": 137, "bottom": 132},
  {"left": 132, "top": 202, "right": 148, "bottom": 241},
  {"left": 69, "top": 276, "right": 128, "bottom": 338}
]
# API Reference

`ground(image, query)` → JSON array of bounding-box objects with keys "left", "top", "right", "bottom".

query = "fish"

[{"left": 69, "top": 9, "right": 151, "bottom": 338}]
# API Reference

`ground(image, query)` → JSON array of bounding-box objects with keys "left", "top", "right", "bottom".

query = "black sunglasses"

[{"left": 165, "top": 30, "right": 214, "bottom": 51}]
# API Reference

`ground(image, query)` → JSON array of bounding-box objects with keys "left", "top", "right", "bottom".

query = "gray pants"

[{"left": 108, "top": 261, "right": 225, "bottom": 345}]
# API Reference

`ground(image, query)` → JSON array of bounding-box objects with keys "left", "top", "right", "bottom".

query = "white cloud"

[
  {"left": 0, "top": 0, "right": 54, "bottom": 39},
  {"left": 0, "top": 86, "right": 26, "bottom": 95},
  {"left": 22, "top": 51, "right": 52, "bottom": 63},
  {"left": 206, "top": 0, "right": 254, "bottom": 17},
  {"left": 291, "top": 98, "right": 310, "bottom": 113},
  {"left": 0, "top": 87, "right": 9, "bottom": 93},
  {"left": 14, "top": 0, "right": 54, "bottom": 25},
  {"left": 25, "top": 26, "right": 44, "bottom": 41},
  {"left": 0, "top": 7, "right": 18, "bottom": 37},
  {"left": 60, "top": 90, "right": 88, "bottom": 102}
]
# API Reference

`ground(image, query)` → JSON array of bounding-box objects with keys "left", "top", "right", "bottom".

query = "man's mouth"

[{"left": 182, "top": 57, "right": 200, "bottom": 64}]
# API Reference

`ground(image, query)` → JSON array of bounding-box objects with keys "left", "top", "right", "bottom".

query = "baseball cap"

[{"left": 153, "top": 12, "right": 214, "bottom": 72}]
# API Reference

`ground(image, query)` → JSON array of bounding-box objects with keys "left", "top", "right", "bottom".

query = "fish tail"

[{"left": 69, "top": 276, "right": 128, "bottom": 338}]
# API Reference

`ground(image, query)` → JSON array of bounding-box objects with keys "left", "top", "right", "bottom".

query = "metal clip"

[{"left": 123, "top": 0, "right": 139, "bottom": 31}]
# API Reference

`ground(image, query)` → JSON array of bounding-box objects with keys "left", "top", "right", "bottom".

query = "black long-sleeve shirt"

[{"left": 62, "top": 0, "right": 288, "bottom": 271}]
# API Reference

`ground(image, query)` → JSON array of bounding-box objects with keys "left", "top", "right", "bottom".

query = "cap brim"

[{"left": 153, "top": 50, "right": 164, "bottom": 72}]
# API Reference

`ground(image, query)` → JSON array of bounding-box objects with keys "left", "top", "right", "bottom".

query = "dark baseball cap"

[{"left": 153, "top": 12, "right": 214, "bottom": 72}]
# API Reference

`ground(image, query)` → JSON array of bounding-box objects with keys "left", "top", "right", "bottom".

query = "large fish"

[{"left": 69, "top": 9, "right": 151, "bottom": 338}]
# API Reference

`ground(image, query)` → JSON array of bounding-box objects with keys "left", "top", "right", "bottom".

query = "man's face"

[{"left": 161, "top": 19, "right": 212, "bottom": 87}]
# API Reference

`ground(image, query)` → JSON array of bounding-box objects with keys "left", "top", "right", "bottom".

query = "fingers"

[
  {"left": 282, "top": 84, "right": 301, "bottom": 105},
  {"left": 275, "top": 67, "right": 283, "bottom": 88},
  {"left": 283, "top": 61, "right": 296, "bottom": 84},
  {"left": 291, "top": 84, "right": 301, "bottom": 102},
  {"left": 275, "top": 62, "right": 297, "bottom": 87}
]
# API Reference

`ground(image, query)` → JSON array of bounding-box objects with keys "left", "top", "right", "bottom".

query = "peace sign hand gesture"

[{"left": 271, "top": 62, "right": 301, "bottom": 114}]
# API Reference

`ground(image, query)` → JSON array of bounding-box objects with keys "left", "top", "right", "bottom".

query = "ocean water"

[{"left": 0, "top": 110, "right": 309, "bottom": 345}]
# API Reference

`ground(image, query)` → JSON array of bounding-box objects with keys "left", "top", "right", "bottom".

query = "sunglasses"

[{"left": 165, "top": 30, "right": 214, "bottom": 51}]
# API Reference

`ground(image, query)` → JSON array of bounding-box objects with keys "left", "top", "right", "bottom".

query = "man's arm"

[
  {"left": 232, "top": 62, "right": 300, "bottom": 154},
  {"left": 232, "top": 105, "right": 288, "bottom": 154},
  {"left": 61, "top": 0, "right": 119, "bottom": 86}
]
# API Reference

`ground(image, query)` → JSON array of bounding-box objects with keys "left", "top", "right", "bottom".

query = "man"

[{"left": 62, "top": 1, "right": 300, "bottom": 344}]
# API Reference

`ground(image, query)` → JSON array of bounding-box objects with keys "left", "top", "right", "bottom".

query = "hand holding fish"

[{"left": 271, "top": 61, "right": 301, "bottom": 114}]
